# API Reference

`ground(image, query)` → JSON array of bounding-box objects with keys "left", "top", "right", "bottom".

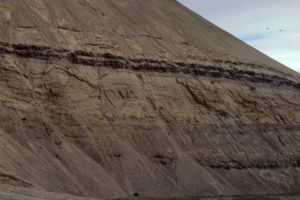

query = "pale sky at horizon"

[{"left": 178, "top": 0, "right": 300, "bottom": 73}]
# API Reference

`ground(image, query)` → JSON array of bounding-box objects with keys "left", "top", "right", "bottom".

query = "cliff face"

[{"left": 0, "top": 0, "right": 300, "bottom": 200}]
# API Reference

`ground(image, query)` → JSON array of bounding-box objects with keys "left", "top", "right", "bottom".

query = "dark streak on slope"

[
  {"left": 198, "top": 159, "right": 300, "bottom": 170},
  {"left": 0, "top": 173, "right": 33, "bottom": 188},
  {"left": 0, "top": 42, "right": 299, "bottom": 91}
]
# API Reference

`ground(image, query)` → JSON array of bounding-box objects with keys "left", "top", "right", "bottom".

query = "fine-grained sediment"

[{"left": 0, "top": 0, "right": 300, "bottom": 200}]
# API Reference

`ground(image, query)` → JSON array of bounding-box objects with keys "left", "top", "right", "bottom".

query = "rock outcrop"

[{"left": 0, "top": 0, "right": 300, "bottom": 199}]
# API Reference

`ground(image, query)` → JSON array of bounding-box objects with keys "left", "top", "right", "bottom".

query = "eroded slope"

[{"left": 0, "top": 0, "right": 300, "bottom": 199}]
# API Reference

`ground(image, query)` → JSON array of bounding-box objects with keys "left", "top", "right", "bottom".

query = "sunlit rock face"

[{"left": 0, "top": 0, "right": 300, "bottom": 200}]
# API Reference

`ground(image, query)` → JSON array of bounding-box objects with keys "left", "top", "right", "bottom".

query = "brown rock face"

[{"left": 0, "top": 0, "right": 300, "bottom": 199}]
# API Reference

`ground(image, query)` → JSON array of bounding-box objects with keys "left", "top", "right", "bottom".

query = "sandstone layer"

[{"left": 0, "top": 0, "right": 300, "bottom": 200}]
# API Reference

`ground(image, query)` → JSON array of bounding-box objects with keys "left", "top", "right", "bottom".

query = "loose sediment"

[{"left": 1, "top": 1, "right": 300, "bottom": 200}]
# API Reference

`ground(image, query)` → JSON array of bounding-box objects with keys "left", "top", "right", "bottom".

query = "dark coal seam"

[
  {"left": 190, "top": 192, "right": 300, "bottom": 199},
  {"left": 118, "top": 192, "right": 300, "bottom": 199},
  {"left": 0, "top": 42, "right": 299, "bottom": 91},
  {"left": 198, "top": 159, "right": 300, "bottom": 170}
]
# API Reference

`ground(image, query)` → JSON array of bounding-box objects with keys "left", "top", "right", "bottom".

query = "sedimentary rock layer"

[
  {"left": 0, "top": 0, "right": 300, "bottom": 200},
  {"left": 0, "top": 42, "right": 299, "bottom": 90}
]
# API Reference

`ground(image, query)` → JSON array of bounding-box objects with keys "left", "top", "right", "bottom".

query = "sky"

[{"left": 178, "top": 0, "right": 300, "bottom": 73}]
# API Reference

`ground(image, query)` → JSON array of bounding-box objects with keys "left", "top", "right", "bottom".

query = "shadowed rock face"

[{"left": 0, "top": 0, "right": 300, "bottom": 200}]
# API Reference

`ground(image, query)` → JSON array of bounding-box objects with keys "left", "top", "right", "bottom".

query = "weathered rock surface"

[{"left": 0, "top": 0, "right": 300, "bottom": 199}]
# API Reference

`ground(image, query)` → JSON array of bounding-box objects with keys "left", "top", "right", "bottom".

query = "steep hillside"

[{"left": 0, "top": 0, "right": 300, "bottom": 199}]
